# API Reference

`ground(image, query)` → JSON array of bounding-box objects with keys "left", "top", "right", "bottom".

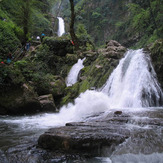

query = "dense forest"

[
  {"left": 56, "top": 0, "right": 163, "bottom": 47},
  {"left": 0, "top": 0, "right": 162, "bottom": 58}
]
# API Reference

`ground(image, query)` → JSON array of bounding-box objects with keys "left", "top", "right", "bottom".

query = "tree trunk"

[
  {"left": 22, "top": 0, "right": 31, "bottom": 44},
  {"left": 69, "top": 0, "right": 79, "bottom": 50}
]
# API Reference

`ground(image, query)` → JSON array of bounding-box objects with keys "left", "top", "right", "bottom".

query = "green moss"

[
  {"left": 79, "top": 79, "right": 90, "bottom": 93},
  {"left": 60, "top": 83, "right": 80, "bottom": 106}
]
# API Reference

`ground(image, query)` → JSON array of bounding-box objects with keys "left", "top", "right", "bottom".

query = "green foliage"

[
  {"left": 0, "top": 0, "right": 55, "bottom": 43},
  {"left": 92, "top": 12, "right": 101, "bottom": 20},
  {"left": 76, "top": 23, "right": 89, "bottom": 40},
  {"left": 0, "top": 20, "right": 21, "bottom": 60}
]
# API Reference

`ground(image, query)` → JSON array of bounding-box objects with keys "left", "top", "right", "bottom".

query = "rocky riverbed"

[{"left": 0, "top": 107, "right": 163, "bottom": 162}]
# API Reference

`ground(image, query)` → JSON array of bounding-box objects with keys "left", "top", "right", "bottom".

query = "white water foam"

[
  {"left": 3, "top": 90, "right": 110, "bottom": 129},
  {"left": 57, "top": 17, "right": 65, "bottom": 37},
  {"left": 94, "top": 153, "right": 163, "bottom": 163},
  {"left": 110, "top": 153, "right": 163, "bottom": 163},
  {"left": 66, "top": 58, "right": 86, "bottom": 86}
]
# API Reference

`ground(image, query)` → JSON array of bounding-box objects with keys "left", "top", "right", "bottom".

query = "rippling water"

[{"left": 0, "top": 107, "right": 163, "bottom": 163}]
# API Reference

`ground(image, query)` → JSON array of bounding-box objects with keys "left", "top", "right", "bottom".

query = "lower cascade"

[
  {"left": 66, "top": 57, "right": 86, "bottom": 86},
  {"left": 102, "top": 49, "right": 163, "bottom": 108},
  {"left": 0, "top": 49, "right": 163, "bottom": 162}
]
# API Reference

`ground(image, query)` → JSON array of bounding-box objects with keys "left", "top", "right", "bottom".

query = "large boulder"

[
  {"left": 38, "top": 94, "right": 57, "bottom": 112},
  {"left": 100, "top": 40, "right": 127, "bottom": 59},
  {"left": 50, "top": 76, "right": 66, "bottom": 97},
  {"left": 65, "top": 53, "right": 78, "bottom": 66},
  {"left": 37, "top": 112, "right": 132, "bottom": 156},
  {"left": 43, "top": 37, "right": 73, "bottom": 56},
  {"left": 0, "top": 84, "right": 41, "bottom": 115},
  {"left": 38, "top": 109, "right": 163, "bottom": 158}
]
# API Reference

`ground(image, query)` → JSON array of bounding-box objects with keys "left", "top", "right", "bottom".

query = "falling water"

[
  {"left": 57, "top": 17, "right": 65, "bottom": 37},
  {"left": 66, "top": 58, "right": 86, "bottom": 86},
  {"left": 102, "top": 49, "right": 163, "bottom": 108},
  {"left": 3, "top": 49, "right": 162, "bottom": 129}
]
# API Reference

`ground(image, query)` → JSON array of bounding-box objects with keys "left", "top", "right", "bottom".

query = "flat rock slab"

[
  {"left": 38, "top": 126, "right": 128, "bottom": 155},
  {"left": 38, "top": 108, "right": 163, "bottom": 156},
  {"left": 38, "top": 115, "right": 130, "bottom": 156}
]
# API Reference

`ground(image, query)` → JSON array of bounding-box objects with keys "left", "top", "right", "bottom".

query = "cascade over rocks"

[{"left": 61, "top": 40, "right": 127, "bottom": 106}]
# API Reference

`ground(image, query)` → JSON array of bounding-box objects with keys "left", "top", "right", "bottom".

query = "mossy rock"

[
  {"left": 60, "top": 83, "right": 80, "bottom": 106},
  {"left": 148, "top": 39, "right": 163, "bottom": 89},
  {"left": 50, "top": 76, "right": 66, "bottom": 97},
  {"left": 65, "top": 53, "right": 78, "bottom": 65},
  {"left": 43, "top": 37, "right": 73, "bottom": 56},
  {"left": 0, "top": 84, "right": 41, "bottom": 115}
]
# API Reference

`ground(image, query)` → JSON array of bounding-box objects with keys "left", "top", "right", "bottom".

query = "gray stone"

[{"left": 38, "top": 94, "right": 56, "bottom": 112}]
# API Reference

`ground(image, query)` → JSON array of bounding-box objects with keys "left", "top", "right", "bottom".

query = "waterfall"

[
  {"left": 66, "top": 58, "right": 86, "bottom": 87},
  {"left": 102, "top": 49, "right": 163, "bottom": 108},
  {"left": 5, "top": 49, "right": 162, "bottom": 128},
  {"left": 57, "top": 17, "right": 65, "bottom": 37}
]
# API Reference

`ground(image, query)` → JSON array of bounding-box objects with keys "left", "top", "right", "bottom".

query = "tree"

[
  {"left": 13, "top": 0, "right": 32, "bottom": 44},
  {"left": 69, "top": 0, "right": 79, "bottom": 50}
]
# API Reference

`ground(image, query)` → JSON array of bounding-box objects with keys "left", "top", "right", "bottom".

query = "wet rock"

[
  {"left": 38, "top": 94, "right": 56, "bottom": 112},
  {"left": 0, "top": 84, "right": 41, "bottom": 115},
  {"left": 50, "top": 76, "right": 66, "bottom": 97},
  {"left": 38, "top": 125, "right": 128, "bottom": 156},
  {"left": 38, "top": 115, "right": 131, "bottom": 156},
  {"left": 114, "top": 111, "right": 122, "bottom": 115},
  {"left": 82, "top": 50, "right": 98, "bottom": 66}
]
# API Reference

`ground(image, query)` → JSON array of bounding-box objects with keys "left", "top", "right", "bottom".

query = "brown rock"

[{"left": 38, "top": 94, "right": 56, "bottom": 112}]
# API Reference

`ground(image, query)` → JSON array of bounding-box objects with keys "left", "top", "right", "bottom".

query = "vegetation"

[
  {"left": 56, "top": 0, "right": 162, "bottom": 48},
  {"left": 0, "top": 0, "right": 162, "bottom": 113}
]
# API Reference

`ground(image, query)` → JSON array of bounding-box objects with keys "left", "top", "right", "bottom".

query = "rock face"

[
  {"left": 0, "top": 84, "right": 41, "bottom": 115},
  {"left": 101, "top": 40, "right": 127, "bottom": 59},
  {"left": 38, "top": 94, "right": 56, "bottom": 112},
  {"left": 148, "top": 39, "right": 163, "bottom": 89},
  {"left": 43, "top": 37, "right": 73, "bottom": 56}
]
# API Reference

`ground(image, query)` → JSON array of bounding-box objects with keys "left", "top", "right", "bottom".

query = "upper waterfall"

[
  {"left": 57, "top": 17, "right": 65, "bottom": 37},
  {"left": 102, "top": 49, "right": 163, "bottom": 108},
  {"left": 66, "top": 58, "right": 86, "bottom": 87}
]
